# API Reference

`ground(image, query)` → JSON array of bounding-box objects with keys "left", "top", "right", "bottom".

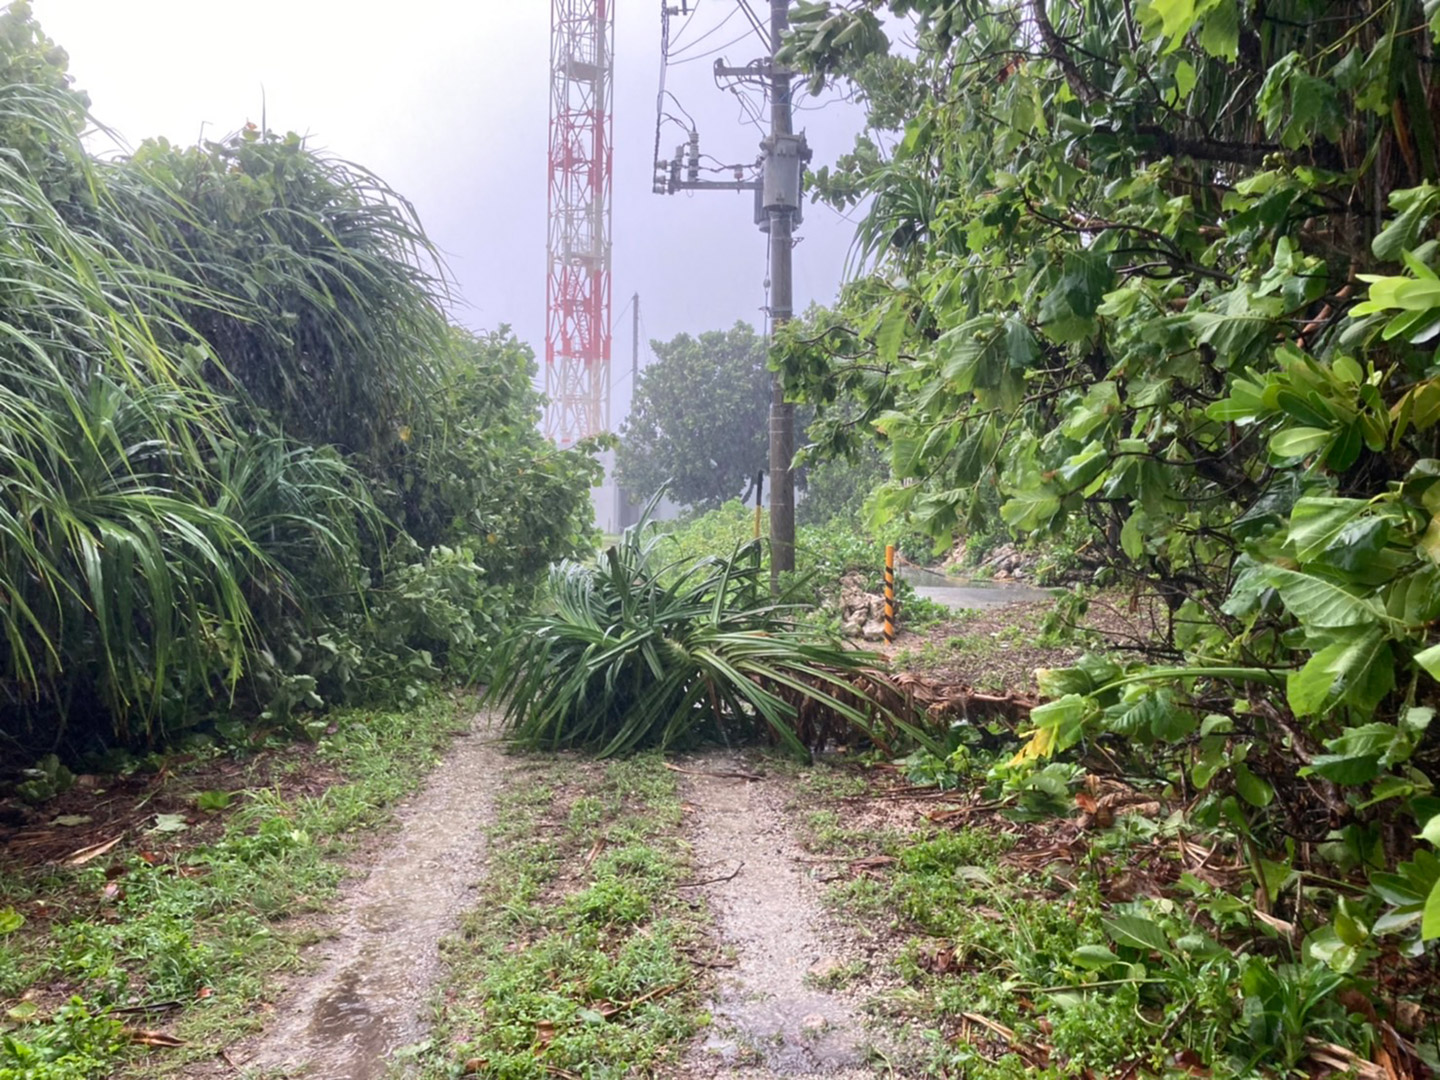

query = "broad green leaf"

[
  {"left": 1139, "top": 0, "right": 1205, "bottom": 51},
  {"left": 0, "top": 908, "right": 22, "bottom": 935},
  {"left": 875, "top": 300, "right": 909, "bottom": 365},
  {"left": 1031, "top": 693, "right": 1089, "bottom": 730},
  {"left": 1419, "top": 813, "right": 1440, "bottom": 846},
  {"left": 1259, "top": 858, "right": 1296, "bottom": 903},
  {"left": 938, "top": 316, "right": 1005, "bottom": 394},
  {"left": 1306, "top": 722, "right": 1403, "bottom": 784},
  {"left": 1060, "top": 382, "right": 1120, "bottom": 441},
  {"left": 1288, "top": 497, "right": 1369, "bottom": 562},
  {"left": 1120, "top": 511, "right": 1144, "bottom": 560},
  {"left": 1262, "top": 566, "right": 1385, "bottom": 627},
  {"left": 1000, "top": 488, "right": 1061, "bottom": 531},
  {"left": 1192, "top": 743, "right": 1227, "bottom": 788},
  {"left": 1172, "top": 58, "right": 1198, "bottom": 100},
  {"left": 1423, "top": 878, "right": 1440, "bottom": 940},
  {"left": 1269, "top": 426, "right": 1331, "bottom": 458},
  {"left": 1071, "top": 944, "right": 1122, "bottom": 970},
  {"left": 1234, "top": 761, "right": 1275, "bottom": 807},
  {"left": 1286, "top": 627, "right": 1392, "bottom": 717},
  {"left": 1372, "top": 185, "right": 1440, "bottom": 261},
  {"left": 1104, "top": 914, "right": 1171, "bottom": 954},
  {"left": 1037, "top": 666, "right": 1097, "bottom": 697},
  {"left": 1414, "top": 640, "right": 1440, "bottom": 681},
  {"left": 1387, "top": 566, "right": 1440, "bottom": 626},
  {"left": 1056, "top": 442, "right": 1110, "bottom": 494},
  {"left": 1197, "top": 0, "right": 1239, "bottom": 58}
]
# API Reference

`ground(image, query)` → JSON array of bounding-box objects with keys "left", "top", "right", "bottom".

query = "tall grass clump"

[{"left": 0, "top": 3, "right": 599, "bottom": 759}]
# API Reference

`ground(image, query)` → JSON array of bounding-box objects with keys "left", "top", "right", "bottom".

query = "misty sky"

[{"left": 33, "top": 1, "right": 872, "bottom": 426}]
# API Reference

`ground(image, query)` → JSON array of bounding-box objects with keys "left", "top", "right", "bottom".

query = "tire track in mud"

[
  {"left": 231, "top": 717, "right": 509, "bottom": 1080},
  {"left": 677, "top": 753, "right": 878, "bottom": 1080}
]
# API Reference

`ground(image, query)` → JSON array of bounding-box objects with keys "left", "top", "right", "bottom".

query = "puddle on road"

[
  {"left": 899, "top": 565, "right": 1056, "bottom": 612},
  {"left": 236, "top": 720, "right": 507, "bottom": 1080}
]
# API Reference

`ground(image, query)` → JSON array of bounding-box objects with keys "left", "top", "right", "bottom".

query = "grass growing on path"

[
  {"left": 0, "top": 695, "right": 467, "bottom": 1079},
  {"left": 419, "top": 753, "right": 708, "bottom": 1080}
]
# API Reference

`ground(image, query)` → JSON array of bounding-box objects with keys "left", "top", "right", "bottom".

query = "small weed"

[{"left": 804, "top": 959, "right": 868, "bottom": 991}]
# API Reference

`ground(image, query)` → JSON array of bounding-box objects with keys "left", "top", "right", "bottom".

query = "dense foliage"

[
  {"left": 616, "top": 322, "right": 775, "bottom": 511},
  {"left": 771, "top": 0, "right": 1440, "bottom": 1050},
  {"left": 0, "top": 3, "right": 598, "bottom": 758}
]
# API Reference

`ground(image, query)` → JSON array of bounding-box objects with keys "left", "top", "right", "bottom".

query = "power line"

[
  {"left": 666, "top": 2, "right": 741, "bottom": 58},
  {"left": 735, "top": 0, "right": 771, "bottom": 48},
  {"left": 665, "top": 0, "right": 704, "bottom": 49},
  {"left": 662, "top": 91, "right": 697, "bottom": 130},
  {"left": 669, "top": 28, "right": 758, "bottom": 65}
]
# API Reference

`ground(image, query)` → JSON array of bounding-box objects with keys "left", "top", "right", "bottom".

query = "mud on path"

[
  {"left": 676, "top": 753, "right": 878, "bottom": 1080},
  {"left": 219, "top": 717, "right": 509, "bottom": 1080}
]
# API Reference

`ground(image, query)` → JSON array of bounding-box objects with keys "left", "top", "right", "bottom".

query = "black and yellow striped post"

[
  {"left": 754, "top": 470, "right": 764, "bottom": 541},
  {"left": 883, "top": 544, "right": 897, "bottom": 644}
]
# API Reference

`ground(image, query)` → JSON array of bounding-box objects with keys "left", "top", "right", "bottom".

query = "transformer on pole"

[{"left": 546, "top": 0, "right": 614, "bottom": 445}]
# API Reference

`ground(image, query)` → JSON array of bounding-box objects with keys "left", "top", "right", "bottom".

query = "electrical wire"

[
  {"left": 666, "top": 2, "right": 741, "bottom": 59},
  {"left": 609, "top": 293, "right": 636, "bottom": 390},
  {"left": 735, "top": 0, "right": 771, "bottom": 49},
  {"left": 664, "top": 0, "right": 704, "bottom": 50},
  {"left": 660, "top": 111, "right": 692, "bottom": 135},
  {"left": 669, "top": 27, "right": 758, "bottom": 65},
  {"left": 727, "top": 84, "right": 767, "bottom": 137},
  {"left": 662, "top": 91, "right": 697, "bottom": 130}
]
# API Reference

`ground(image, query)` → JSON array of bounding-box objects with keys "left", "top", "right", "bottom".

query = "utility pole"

[
  {"left": 654, "top": 2, "right": 808, "bottom": 591},
  {"left": 766, "top": 0, "right": 795, "bottom": 586},
  {"left": 616, "top": 291, "right": 641, "bottom": 530}
]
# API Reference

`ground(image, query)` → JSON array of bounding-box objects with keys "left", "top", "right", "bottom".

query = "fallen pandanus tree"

[{"left": 483, "top": 512, "right": 941, "bottom": 759}]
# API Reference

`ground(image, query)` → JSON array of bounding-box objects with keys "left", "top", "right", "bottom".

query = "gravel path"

[
  {"left": 677, "top": 753, "right": 876, "bottom": 1079},
  {"left": 231, "top": 716, "right": 509, "bottom": 1080}
]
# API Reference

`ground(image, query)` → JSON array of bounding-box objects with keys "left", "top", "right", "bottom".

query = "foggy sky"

[{"left": 33, "top": 1, "right": 870, "bottom": 425}]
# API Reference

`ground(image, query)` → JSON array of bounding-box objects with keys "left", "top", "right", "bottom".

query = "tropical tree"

[
  {"left": 616, "top": 322, "right": 773, "bottom": 511},
  {"left": 776, "top": 0, "right": 1440, "bottom": 955}
]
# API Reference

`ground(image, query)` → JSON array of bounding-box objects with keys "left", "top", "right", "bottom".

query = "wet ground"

[
  {"left": 900, "top": 565, "right": 1055, "bottom": 611},
  {"left": 228, "top": 719, "right": 509, "bottom": 1080},
  {"left": 678, "top": 754, "right": 876, "bottom": 1079}
]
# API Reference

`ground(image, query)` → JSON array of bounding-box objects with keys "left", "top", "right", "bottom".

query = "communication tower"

[{"left": 545, "top": 0, "right": 614, "bottom": 444}]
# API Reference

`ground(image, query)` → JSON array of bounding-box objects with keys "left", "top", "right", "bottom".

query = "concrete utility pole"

[
  {"left": 617, "top": 291, "right": 642, "bottom": 531},
  {"left": 653, "top": 2, "right": 807, "bottom": 591},
  {"left": 766, "top": 0, "right": 795, "bottom": 586}
]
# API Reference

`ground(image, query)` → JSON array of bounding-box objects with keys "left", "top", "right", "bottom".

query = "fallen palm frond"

[{"left": 486, "top": 509, "right": 935, "bottom": 758}]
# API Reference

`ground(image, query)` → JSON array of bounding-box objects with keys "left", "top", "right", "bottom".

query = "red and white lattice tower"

[{"left": 545, "top": 0, "right": 613, "bottom": 444}]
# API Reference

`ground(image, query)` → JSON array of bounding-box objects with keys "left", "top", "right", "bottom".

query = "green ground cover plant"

[
  {"left": 417, "top": 753, "right": 707, "bottom": 1080},
  {"left": 659, "top": 500, "right": 951, "bottom": 627},
  {"left": 0, "top": 695, "right": 465, "bottom": 1079},
  {"left": 794, "top": 757, "right": 1419, "bottom": 1079}
]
